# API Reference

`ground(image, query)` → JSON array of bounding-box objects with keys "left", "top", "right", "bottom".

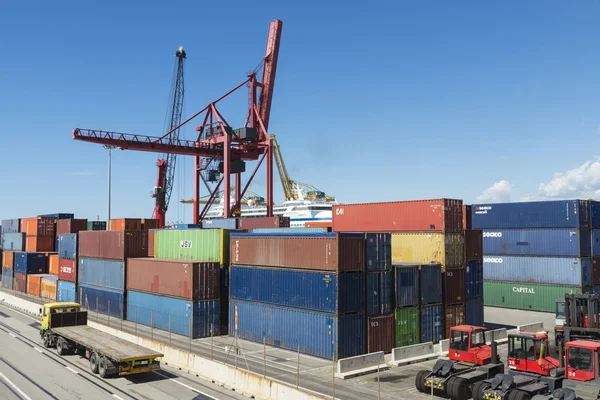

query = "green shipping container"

[
  {"left": 154, "top": 229, "right": 230, "bottom": 264},
  {"left": 395, "top": 306, "right": 420, "bottom": 347},
  {"left": 483, "top": 281, "right": 585, "bottom": 313}
]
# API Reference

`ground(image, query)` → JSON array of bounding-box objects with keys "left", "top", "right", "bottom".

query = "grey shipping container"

[
  {"left": 465, "top": 298, "right": 484, "bottom": 327},
  {"left": 421, "top": 303, "right": 444, "bottom": 343},
  {"left": 367, "top": 271, "right": 392, "bottom": 316}
]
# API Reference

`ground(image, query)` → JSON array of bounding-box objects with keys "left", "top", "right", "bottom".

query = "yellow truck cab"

[{"left": 40, "top": 302, "right": 81, "bottom": 334}]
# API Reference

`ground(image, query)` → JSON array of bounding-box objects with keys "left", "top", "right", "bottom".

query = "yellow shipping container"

[
  {"left": 391, "top": 232, "right": 464, "bottom": 268},
  {"left": 40, "top": 278, "right": 58, "bottom": 301}
]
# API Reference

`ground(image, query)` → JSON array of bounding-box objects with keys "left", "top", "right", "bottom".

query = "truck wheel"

[
  {"left": 90, "top": 352, "right": 99, "bottom": 374},
  {"left": 472, "top": 381, "right": 490, "bottom": 400},
  {"left": 56, "top": 338, "right": 66, "bottom": 355},
  {"left": 446, "top": 376, "right": 457, "bottom": 397},
  {"left": 43, "top": 332, "right": 51, "bottom": 348},
  {"left": 451, "top": 377, "right": 469, "bottom": 400},
  {"left": 507, "top": 390, "right": 520, "bottom": 400},
  {"left": 98, "top": 356, "right": 108, "bottom": 379},
  {"left": 415, "top": 370, "right": 428, "bottom": 393},
  {"left": 515, "top": 391, "right": 531, "bottom": 400}
]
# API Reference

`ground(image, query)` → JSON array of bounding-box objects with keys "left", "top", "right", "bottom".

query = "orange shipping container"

[
  {"left": 40, "top": 277, "right": 58, "bottom": 300},
  {"left": 2, "top": 251, "right": 15, "bottom": 269},
  {"left": 21, "top": 217, "right": 55, "bottom": 236},
  {"left": 27, "top": 274, "right": 47, "bottom": 297},
  {"left": 48, "top": 254, "right": 59, "bottom": 275},
  {"left": 26, "top": 236, "right": 54, "bottom": 252},
  {"left": 109, "top": 218, "right": 142, "bottom": 231},
  {"left": 305, "top": 221, "right": 332, "bottom": 229}
]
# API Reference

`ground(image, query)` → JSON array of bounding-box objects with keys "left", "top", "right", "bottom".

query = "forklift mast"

[{"left": 565, "top": 294, "right": 600, "bottom": 330}]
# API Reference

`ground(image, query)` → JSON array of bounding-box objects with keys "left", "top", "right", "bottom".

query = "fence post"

[
  {"left": 96, "top": 297, "right": 99, "bottom": 320},
  {"left": 296, "top": 344, "right": 300, "bottom": 388},
  {"left": 151, "top": 310, "right": 154, "bottom": 341},
  {"left": 189, "top": 317, "right": 192, "bottom": 353},
  {"left": 332, "top": 353, "right": 335, "bottom": 400},
  {"left": 377, "top": 363, "right": 380, "bottom": 400},
  {"left": 210, "top": 323, "right": 213, "bottom": 360},
  {"left": 263, "top": 336, "right": 266, "bottom": 378},
  {"left": 120, "top": 303, "right": 123, "bottom": 331},
  {"left": 108, "top": 300, "right": 110, "bottom": 325},
  {"left": 134, "top": 306, "right": 137, "bottom": 336},
  {"left": 169, "top": 314, "right": 172, "bottom": 347}
]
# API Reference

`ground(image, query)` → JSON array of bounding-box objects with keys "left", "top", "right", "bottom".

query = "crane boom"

[{"left": 258, "top": 20, "right": 282, "bottom": 132}]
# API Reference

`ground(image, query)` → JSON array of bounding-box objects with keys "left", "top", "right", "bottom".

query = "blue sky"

[{"left": 1, "top": 1, "right": 600, "bottom": 223}]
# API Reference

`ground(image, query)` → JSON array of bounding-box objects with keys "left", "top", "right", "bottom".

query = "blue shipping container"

[
  {"left": 2, "top": 268, "right": 13, "bottom": 289},
  {"left": 465, "top": 261, "right": 483, "bottom": 300},
  {"left": 2, "top": 233, "right": 24, "bottom": 251},
  {"left": 421, "top": 303, "right": 443, "bottom": 343},
  {"left": 472, "top": 200, "right": 590, "bottom": 229},
  {"left": 38, "top": 213, "right": 74, "bottom": 220},
  {"left": 78, "top": 284, "right": 124, "bottom": 319},
  {"left": 230, "top": 265, "right": 365, "bottom": 314},
  {"left": 127, "top": 291, "right": 220, "bottom": 338},
  {"left": 420, "top": 264, "right": 442, "bottom": 305},
  {"left": 78, "top": 258, "right": 125, "bottom": 291},
  {"left": 592, "top": 286, "right": 600, "bottom": 296},
  {"left": 57, "top": 280, "right": 77, "bottom": 303},
  {"left": 465, "top": 298, "right": 484, "bottom": 327},
  {"left": 166, "top": 224, "right": 199, "bottom": 230},
  {"left": 483, "top": 255, "right": 592, "bottom": 286},
  {"left": 229, "top": 300, "right": 365, "bottom": 360},
  {"left": 1, "top": 219, "right": 20, "bottom": 233},
  {"left": 366, "top": 233, "right": 392, "bottom": 272},
  {"left": 14, "top": 252, "right": 46, "bottom": 275},
  {"left": 592, "top": 202, "right": 600, "bottom": 229},
  {"left": 367, "top": 271, "right": 392, "bottom": 316},
  {"left": 591, "top": 230, "right": 600, "bottom": 256},
  {"left": 394, "top": 265, "right": 420, "bottom": 307},
  {"left": 251, "top": 227, "right": 329, "bottom": 234},
  {"left": 57, "top": 234, "right": 78, "bottom": 260},
  {"left": 202, "top": 218, "right": 238, "bottom": 230},
  {"left": 482, "top": 228, "right": 590, "bottom": 257}
]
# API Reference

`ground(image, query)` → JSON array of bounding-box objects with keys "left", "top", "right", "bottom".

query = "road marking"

[
  {"left": 33, "top": 347, "right": 43, "bottom": 353},
  {"left": 0, "top": 371, "right": 33, "bottom": 400},
  {"left": 0, "top": 303, "right": 38, "bottom": 321},
  {"left": 153, "top": 371, "right": 218, "bottom": 399},
  {"left": 9, "top": 333, "right": 16, "bottom": 337},
  {"left": 66, "top": 367, "right": 79, "bottom": 374},
  {"left": 111, "top": 395, "right": 124, "bottom": 400}
]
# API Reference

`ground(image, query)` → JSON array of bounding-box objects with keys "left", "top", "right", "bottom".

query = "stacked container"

[
  {"left": 14, "top": 252, "right": 47, "bottom": 293},
  {"left": 2, "top": 219, "right": 24, "bottom": 251},
  {"left": 22, "top": 217, "right": 55, "bottom": 252},
  {"left": 229, "top": 232, "right": 366, "bottom": 360},
  {"left": 473, "top": 200, "right": 592, "bottom": 312},
  {"left": 57, "top": 233, "right": 78, "bottom": 303},
  {"left": 1, "top": 251, "right": 15, "bottom": 289}
]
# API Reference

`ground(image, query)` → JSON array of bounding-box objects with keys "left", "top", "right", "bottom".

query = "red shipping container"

[
  {"left": 26, "top": 236, "right": 54, "bottom": 252},
  {"left": 463, "top": 205, "right": 472, "bottom": 230},
  {"left": 332, "top": 199, "right": 463, "bottom": 233},
  {"left": 14, "top": 272, "right": 27, "bottom": 293},
  {"left": 78, "top": 230, "right": 148, "bottom": 260},
  {"left": 593, "top": 258, "right": 600, "bottom": 286},
  {"left": 2, "top": 252, "right": 14, "bottom": 269},
  {"left": 238, "top": 216, "right": 290, "bottom": 231},
  {"left": 127, "top": 258, "right": 220, "bottom": 300},
  {"left": 465, "top": 230, "right": 483, "bottom": 262},
  {"left": 58, "top": 258, "right": 77, "bottom": 282},
  {"left": 367, "top": 314, "right": 394, "bottom": 354},
  {"left": 109, "top": 218, "right": 142, "bottom": 231},
  {"left": 141, "top": 219, "right": 160, "bottom": 230},
  {"left": 56, "top": 219, "right": 88, "bottom": 234},
  {"left": 445, "top": 303, "right": 466, "bottom": 339},
  {"left": 230, "top": 234, "right": 365, "bottom": 272},
  {"left": 48, "top": 254, "right": 59, "bottom": 275},
  {"left": 443, "top": 268, "right": 465, "bottom": 305},
  {"left": 21, "top": 217, "right": 56, "bottom": 236}
]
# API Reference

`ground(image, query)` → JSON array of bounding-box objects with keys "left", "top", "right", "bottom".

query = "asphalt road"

[{"left": 0, "top": 303, "right": 248, "bottom": 400}]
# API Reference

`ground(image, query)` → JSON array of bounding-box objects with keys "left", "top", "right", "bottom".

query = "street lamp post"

[{"left": 104, "top": 145, "right": 117, "bottom": 228}]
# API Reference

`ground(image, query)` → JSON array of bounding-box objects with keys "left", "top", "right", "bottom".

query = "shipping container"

[
  {"left": 14, "top": 272, "right": 26, "bottom": 293},
  {"left": 38, "top": 213, "right": 74, "bottom": 220},
  {"left": 483, "top": 256, "right": 592, "bottom": 287},
  {"left": 58, "top": 258, "right": 77, "bottom": 282},
  {"left": 593, "top": 286, "right": 600, "bottom": 296},
  {"left": 14, "top": 252, "right": 46, "bottom": 274},
  {"left": 87, "top": 221, "right": 107, "bottom": 231},
  {"left": 251, "top": 227, "right": 329, "bottom": 234},
  {"left": 78, "top": 284, "right": 125, "bottom": 319},
  {"left": 395, "top": 306, "right": 420, "bottom": 348},
  {"left": 57, "top": 234, "right": 78, "bottom": 260},
  {"left": 21, "top": 217, "right": 55, "bottom": 236},
  {"left": 27, "top": 274, "right": 53, "bottom": 296},
  {"left": 305, "top": 221, "right": 333, "bottom": 229},
  {"left": 465, "top": 298, "right": 484, "bottom": 327},
  {"left": 593, "top": 202, "right": 600, "bottom": 229},
  {"left": 78, "top": 230, "right": 148, "bottom": 260},
  {"left": 154, "top": 229, "right": 229, "bottom": 263},
  {"left": 463, "top": 205, "right": 472, "bottom": 230},
  {"left": 26, "top": 235, "right": 54, "bottom": 252},
  {"left": 126, "top": 291, "right": 220, "bottom": 338},
  {"left": 332, "top": 199, "right": 463, "bottom": 233},
  {"left": 472, "top": 200, "right": 591, "bottom": 229},
  {"left": 238, "top": 216, "right": 290, "bottom": 231},
  {"left": 229, "top": 300, "right": 365, "bottom": 360},
  {"left": 56, "top": 219, "right": 88, "bottom": 234},
  {"left": 367, "top": 314, "right": 394, "bottom": 354},
  {"left": 57, "top": 280, "right": 77, "bottom": 303},
  {"left": 445, "top": 303, "right": 465, "bottom": 339},
  {"left": 592, "top": 230, "right": 600, "bottom": 257},
  {"left": 482, "top": 228, "right": 591, "bottom": 257},
  {"left": 78, "top": 258, "right": 125, "bottom": 291},
  {"left": 230, "top": 265, "right": 364, "bottom": 314},
  {"left": 2, "top": 251, "right": 14, "bottom": 269},
  {"left": 1, "top": 219, "right": 20, "bottom": 233},
  {"left": 420, "top": 264, "right": 443, "bottom": 305},
  {"left": 421, "top": 303, "right": 444, "bottom": 343},
  {"left": 201, "top": 218, "right": 238, "bottom": 230},
  {"left": 465, "top": 261, "right": 483, "bottom": 300},
  {"left": 2, "top": 233, "right": 24, "bottom": 251},
  {"left": 593, "top": 258, "right": 600, "bottom": 286},
  {"left": 141, "top": 218, "right": 160, "bottom": 230},
  {"left": 148, "top": 229, "right": 156, "bottom": 257},
  {"left": 367, "top": 271, "right": 392, "bottom": 316},
  {"left": 41, "top": 276, "right": 58, "bottom": 300},
  {"left": 443, "top": 268, "right": 465, "bottom": 305},
  {"left": 394, "top": 264, "right": 420, "bottom": 307},
  {"left": 230, "top": 232, "right": 365, "bottom": 272},
  {"left": 391, "top": 232, "right": 464, "bottom": 268},
  {"left": 109, "top": 218, "right": 142, "bottom": 231},
  {"left": 219, "top": 299, "right": 229, "bottom": 336},
  {"left": 1, "top": 268, "right": 13, "bottom": 289},
  {"left": 127, "top": 258, "right": 220, "bottom": 301},
  {"left": 483, "top": 281, "right": 584, "bottom": 312},
  {"left": 366, "top": 233, "right": 392, "bottom": 272},
  {"left": 465, "top": 229, "right": 483, "bottom": 262},
  {"left": 166, "top": 224, "right": 199, "bottom": 230}
]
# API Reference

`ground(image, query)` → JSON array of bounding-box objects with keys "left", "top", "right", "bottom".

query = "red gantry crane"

[{"left": 72, "top": 20, "right": 283, "bottom": 224}]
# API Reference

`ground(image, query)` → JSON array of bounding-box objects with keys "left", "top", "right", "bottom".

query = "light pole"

[{"left": 104, "top": 145, "right": 117, "bottom": 228}]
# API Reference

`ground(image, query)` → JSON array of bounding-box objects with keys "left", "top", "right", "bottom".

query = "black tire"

[
  {"left": 471, "top": 381, "right": 486, "bottom": 400},
  {"left": 415, "top": 370, "right": 429, "bottom": 392},
  {"left": 515, "top": 391, "right": 531, "bottom": 400},
  {"left": 90, "top": 352, "right": 99, "bottom": 374},
  {"left": 43, "top": 332, "right": 51, "bottom": 348},
  {"left": 451, "top": 377, "right": 470, "bottom": 400},
  {"left": 56, "top": 338, "right": 65, "bottom": 355},
  {"left": 98, "top": 356, "right": 108, "bottom": 379},
  {"left": 445, "top": 376, "right": 457, "bottom": 398},
  {"left": 507, "top": 390, "right": 520, "bottom": 400}
]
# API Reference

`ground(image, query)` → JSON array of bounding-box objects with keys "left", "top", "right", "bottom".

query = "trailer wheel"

[
  {"left": 450, "top": 377, "right": 469, "bottom": 400},
  {"left": 98, "top": 356, "right": 108, "bottom": 378},
  {"left": 507, "top": 390, "right": 520, "bottom": 400},
  {"left": 515, "top": 391, "right": 531, "bottom": 400},
  {"left": 56, "top": 338, "right": 66, "bottom": 355},
  {"left": 415, "top": 370, "right": 429, "bottom": 393},
  {"left": 90, "top": 352, "right": 99, "bottom": 374},
  {"left": 446, "top": 376, "right": 457, "bottom": 397},
  {"left": 472, "top": 381, "right": 490, "bottom": 400}
]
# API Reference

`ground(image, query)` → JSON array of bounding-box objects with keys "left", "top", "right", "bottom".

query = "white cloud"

[
  {"left": 72, "top": 171, "right": 94, "bottom": 176},
  {"left": 476, "top": 180, "right": 512, "bottom": 203},
  {"left": 537, "top": 158, "right": 600, "bottom": 199}
]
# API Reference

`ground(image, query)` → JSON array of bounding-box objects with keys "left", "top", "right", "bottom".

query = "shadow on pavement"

[{"left": 125, "top": 369, "right": 178, "bottom": 384}]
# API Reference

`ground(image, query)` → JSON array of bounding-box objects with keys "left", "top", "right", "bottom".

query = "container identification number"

[{"left": 180, "top": 240, "right": 193, "bottom": 249}]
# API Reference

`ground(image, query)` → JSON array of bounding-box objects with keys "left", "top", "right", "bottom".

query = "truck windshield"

[
  {"left": 556, "top": 301, "right": 565, "bottom": 319},
  {"left": 471, "top": 330, "right": 485, "bottom": 347},
  {"left": 450, "top": 330, "right": 469, "bottom": 351},
  {"left": 568, "top": 347, "right": 593, "bottom": 372}
]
